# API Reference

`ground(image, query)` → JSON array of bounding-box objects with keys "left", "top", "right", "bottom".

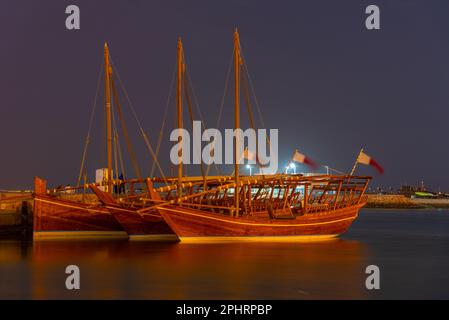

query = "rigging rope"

[
  {"left": 111, "top": 97, "right": 128, "bottom": 195},
  {"left": 111, "top": 99, "right": 120, "bottom": 189},
  {"left": 242, "top": 70, "right": 256, "bottom": 131},
  {"left": 240, "top": 46, "right": 272, "bottom": 175},
  {"left": 116, "top": 132, "right": 127, "bottom": 182},
  {"left": 185, "top": 69, "right": 223, "bottom": 177},
  {"left": 326, "top": 166, "right": 346, "bottom": 175},
  {"left": 109, "top": 57, "right": 169, "bottom": 185},
  {"left": 240, "top": 49, "right": 268, "bottom": 134},
  {"left": 151, "top": 62, "right": 176, "bottom": 177},
  {"left": 183, "top": 69, "right": 207, "bottom": 184},
  {"left": 76, "top": 62, "right": 103, "bottom": 187},
  {"left": 111, "top": 76, "right": 142, "bottom": 181},
  {"left": 205, "top": 50, "right": 233, "bottom": 177}
]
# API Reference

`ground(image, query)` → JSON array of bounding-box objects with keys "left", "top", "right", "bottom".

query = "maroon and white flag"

[
  {"left": 357, "top": 151, "right": 384, "bottom": 174},
  {"left": 242, "top": 147, "right": 256, "bottom": 161},
  {"left": 292, "top": 150, "right": 318, "bottom": 170},
  {"left": 241, "top": 147, "right": 270, "bottom": 168}
]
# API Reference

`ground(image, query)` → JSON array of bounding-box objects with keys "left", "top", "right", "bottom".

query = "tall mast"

[
  {"left": 177, "top": 37, "right": 184, "bottom": 198},
  {"left": 234, "top": 29, "right": 241, "bottom": 217},
  {"left": 104, "top": 43, "right": 113, "bottom": 194}
]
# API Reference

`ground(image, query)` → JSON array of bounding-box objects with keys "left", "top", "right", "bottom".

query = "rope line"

[
  {"left": 205, "top": 50, "right": 233, "bottom": 177},
  {"left": 151, "top": 61, "right": 176, "bottom": 177},
  {"left": 183, "top": 69, "right": 207, "bottom": 184},
  {"left": 185, "top": 69, "right": 223, "bottom": 177},
  {"left": 111, "top": 99, "right": 120, "bottom": 186},
  {"left": 109, "top": 57, "right": 168, "bottom": 184},
  {"left": 76, "top": 61, "right": 103, "bottom": 187},
  {"left": 240, "top": 48, "right": 268, "bottom": 133},
  {"left": 111, "top": 76, "right": 142, "bottom": 181}
]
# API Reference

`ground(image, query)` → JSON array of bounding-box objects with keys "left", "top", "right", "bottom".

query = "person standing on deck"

[{"left": 118, "top": 174, "right": 125, "bottom": 194}]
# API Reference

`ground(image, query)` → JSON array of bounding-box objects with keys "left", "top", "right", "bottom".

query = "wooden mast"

[
  {"left": 177, "top": 38, "right": 184, "bottom": 198},
  {"left": 104, "top": 43, "right": 113, "bottom": 194},
  {"left": 234, "top": 29, "right": 241, "bottom": 217}
]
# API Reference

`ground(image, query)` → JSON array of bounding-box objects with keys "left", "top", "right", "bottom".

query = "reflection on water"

[
  {"left": 1, "top": 209, "right": 449, "bottom": 299},
  {"left": 1, "top": 239, "right": 367, "bottom": 299}
]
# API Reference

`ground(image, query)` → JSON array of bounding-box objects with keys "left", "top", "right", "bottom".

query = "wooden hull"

[
  {"left": 109, "top": 209, "right": 178, "bottom": 241},
  {"left": 157, "top": 203, "right": 365, "bottom": 242},
  {"left": 33, "top": 195, "right": 127, "bottom": 240},
  {"left": 33, "top": 195, "right": 176, "bottom": 241}
]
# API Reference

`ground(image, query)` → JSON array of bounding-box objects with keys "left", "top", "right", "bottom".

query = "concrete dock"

[{"left": 0, "top": 192, "right": 33, "bottom": 235}]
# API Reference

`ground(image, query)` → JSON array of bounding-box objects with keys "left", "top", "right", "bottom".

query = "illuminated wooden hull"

[
  {"left": 157, "top": 202, "right": 365, "bottom": 242},
  {"left": 33, "top": 194, "right": 127, "bottom": 240},
  {"left": 109, "top": 209, "right": 178, "bottom": 241},
  {"left": 33, "top": 195, "right": 177, "bottom": 241}
]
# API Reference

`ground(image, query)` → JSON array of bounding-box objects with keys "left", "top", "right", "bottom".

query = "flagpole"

[
  {"left": 350, "top": 148, "right": 363, "bottom": 176},
  {"left": 284, "top": 161, "right": 290, "bottom": 174},
  {"left": 284, "top": 149, "right": 297, "bottom": 174}
]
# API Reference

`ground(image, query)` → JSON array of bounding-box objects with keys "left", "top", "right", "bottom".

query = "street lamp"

[
  {"left": 289, "top": 162, "right": 296, "bottom": 174},
  {"left": 246, "top": 164, "right": 252, "bottom": 176}
]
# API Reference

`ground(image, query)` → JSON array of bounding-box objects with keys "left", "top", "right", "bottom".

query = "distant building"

[
  {"left": 399, "top": 181, "right": 438, "bottom": 198},
  {"left": 398, "top": 185, "right": 416, "bottom": 197}
]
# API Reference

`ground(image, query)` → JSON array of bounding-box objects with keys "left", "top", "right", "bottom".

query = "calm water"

[{"left": 1, "top": 209, "right": 449, "bottom": 299}]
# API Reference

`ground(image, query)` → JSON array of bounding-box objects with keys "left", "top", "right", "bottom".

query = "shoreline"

[{"left": 366, "top": 194, "right": 449, "bottom": 209}]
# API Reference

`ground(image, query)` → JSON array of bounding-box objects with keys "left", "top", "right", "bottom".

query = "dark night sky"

[{"left": 1, "top": 0, "right": 449, "bottom": 190}]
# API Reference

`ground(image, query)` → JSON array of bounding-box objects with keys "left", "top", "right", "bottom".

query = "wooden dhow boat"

[
  {"left": 33, "top": 43, "right": 177, "bottom": 241},
  {"left": 33, "top": 38, "right": 234, "bottom": 241},
  {"left": 33, "top": 176, "right": 176, "bottom": 241},
  {"left": 33, "top": 31, "right": 373, "bottom": 242},
  {"left": 148, "top": 30, "right": 372, "bottom": 241},
  {"left": 151, "top": 174, "right": 371, "bottom": 242}
]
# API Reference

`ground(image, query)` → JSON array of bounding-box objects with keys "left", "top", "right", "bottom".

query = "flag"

[
  {"left": 242, "top": 147, "right": 255, "bottom": 161},
  {"left": 357, "top": 151, "right": 384, "bottom": 174},
  {"left": 240, "top": 147, "right": 270, "bottom": 167},
  {"left": 292, "top": 150, "right": 318, "bottom": 170}
]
